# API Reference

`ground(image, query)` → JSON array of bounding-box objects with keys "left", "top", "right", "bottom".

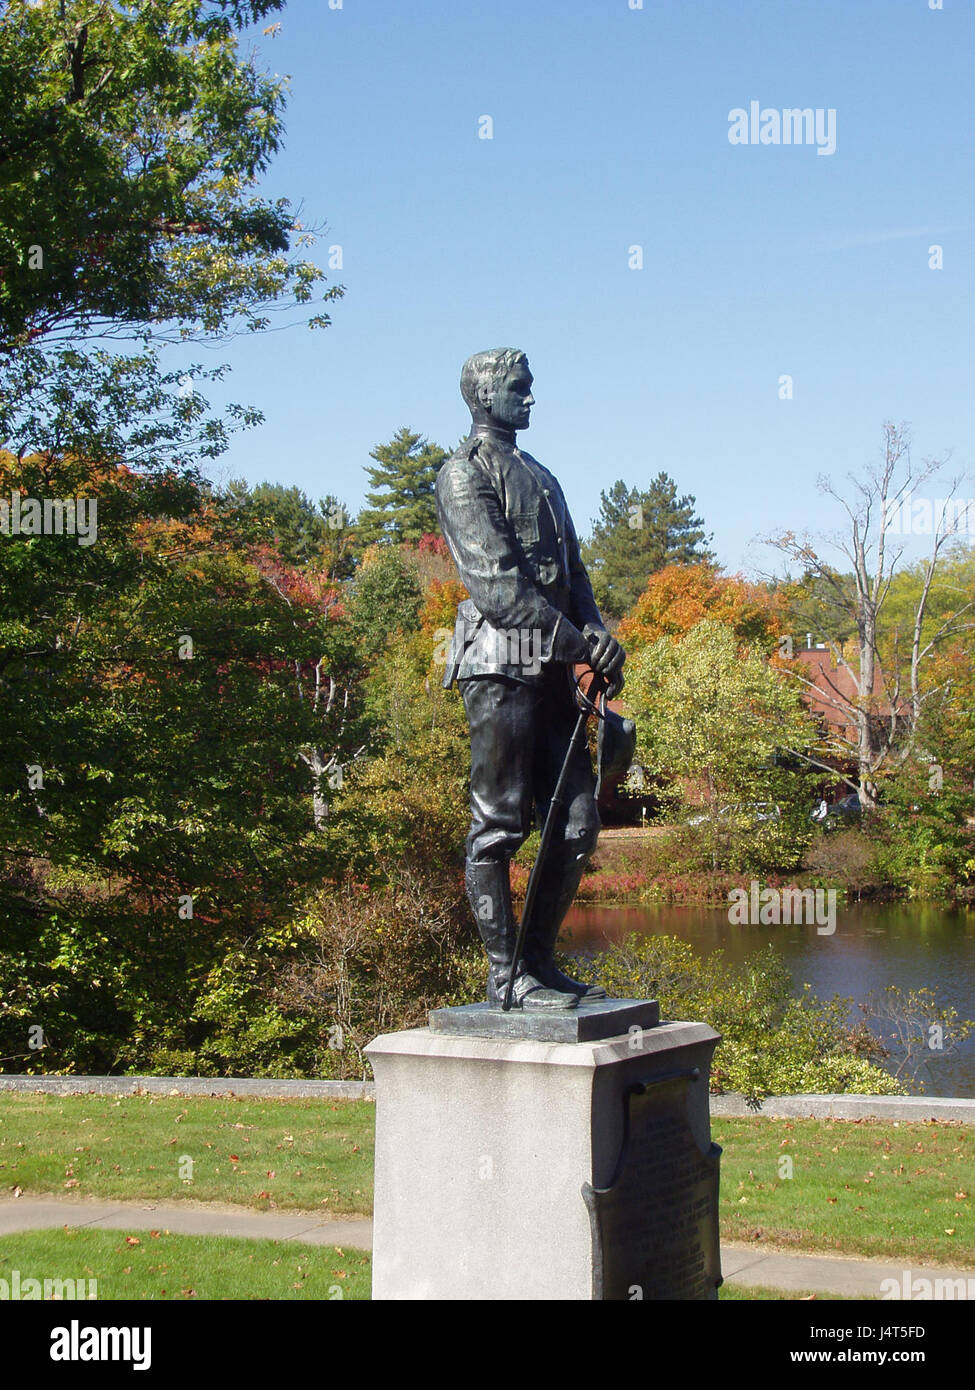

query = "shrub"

[
  {"left": 802, "top": 827, "right": 884, "bottom": 897},
  {"left": 868, "top": 757, "right": 975, "bottom": 900},
  {"left": 589, "top": 934, "right": 903, "bottom": 1103},
  {"left": 272, "top": 865, "right": 480, "bottom": 1077}
]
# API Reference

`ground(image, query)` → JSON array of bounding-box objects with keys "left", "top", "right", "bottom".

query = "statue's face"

[{"left": 487, "top": 360, "right": 534, "bottom": 431}]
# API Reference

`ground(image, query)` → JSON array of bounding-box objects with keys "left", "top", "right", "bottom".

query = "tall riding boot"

[
  {"left": 465, "top": 859, "right": 578, "bottom": 1010},
  {"left": 523, "top": 851, "right": 608, "bottom": 1000}
]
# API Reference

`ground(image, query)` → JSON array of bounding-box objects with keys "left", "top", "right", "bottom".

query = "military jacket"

[{"left": 435, "top": 431, "right": 603, "bottom": 686}]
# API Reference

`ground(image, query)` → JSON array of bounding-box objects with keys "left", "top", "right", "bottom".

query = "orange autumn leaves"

[{"left": 617, "top": 563, "right": 786, "bottom": 654}]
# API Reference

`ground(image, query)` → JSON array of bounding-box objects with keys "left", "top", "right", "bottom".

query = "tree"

[
  {"left": 623, "top": 621, "right": 815, "bottom": 870},
  {"left": 0, "top": 452, "right": 365, "bottom": 1074},
  {"left": 321, "top": 560, "right": 471, "bottom": 888},
  {"left": 347, "top": 545, "right": 422, "bottom": 660},
  {"left": 582, "top": 474, "right": 712, "bottom": 619},
  {"left": 245, "top": 536, "right": 365, "bottom": 831},
  {"left": 767, "top": 423, "right": 974, "bottom": 807},
  {"left": 618, "top": 562, "right": 784, "bottom": 655},
  {"left": 0, "top": 0, "right": 357, "bottom": 1076},
  {"left": 226, "top": 480, "right": 357, "bottom": 579},
  {"left": 863, "top": 617, "right": 975, "bottom": 899},
  {"left": 0, "top": 0, "right": 341, "bottom": 519},
  {"left": 354, "top": 427, "right": 446, "bottom": 547},
  {"left": 876, "top": 546, "right": 975, "bottom": 678},
  {"left": 0, "top": 0, "right": 335, "bottom": 351}
]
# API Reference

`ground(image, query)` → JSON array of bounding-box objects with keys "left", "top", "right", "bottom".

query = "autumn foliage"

[{"left": 618, "top": 562, "right": 785, "bottom": 653}]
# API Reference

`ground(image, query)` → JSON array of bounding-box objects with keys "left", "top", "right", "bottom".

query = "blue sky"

[{"left": 202, "top": 0, "right": 974, "bottom": 577}]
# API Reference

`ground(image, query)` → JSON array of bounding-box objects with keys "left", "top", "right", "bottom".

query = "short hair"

[{"left": 460, "top": 348, "right": 528, "bottom": 412}]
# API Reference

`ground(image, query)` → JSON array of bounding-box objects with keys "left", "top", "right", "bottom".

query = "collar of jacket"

[{"left": 464, "top": 433, "right": 563, "bottom": 519}]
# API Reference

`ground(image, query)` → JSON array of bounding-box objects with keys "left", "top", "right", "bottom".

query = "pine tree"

[
  {"left": 226, "top": 481, "right": 356, "bottom": 578},
  {"left": 355, "top": 428, "right": 446, "bottom": 547},
  {"left": 582, "top": 474, "right": 713, "bottom": 619}
]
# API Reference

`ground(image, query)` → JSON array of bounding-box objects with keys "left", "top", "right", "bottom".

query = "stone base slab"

[{"left": 428, "top": 997, "right": 659, "bottom": 1043}]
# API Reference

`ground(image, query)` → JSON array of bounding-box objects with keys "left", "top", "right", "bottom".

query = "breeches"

[{"left": 460, "top": 669, "right": 600, "bottom": 865}]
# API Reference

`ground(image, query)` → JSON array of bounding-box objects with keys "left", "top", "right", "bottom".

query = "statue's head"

[{"left": 460, "top": 348, "right": 534, "bottom": 432}]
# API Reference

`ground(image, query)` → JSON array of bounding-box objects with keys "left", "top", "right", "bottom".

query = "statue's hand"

[{"left": 583, "top": 623, "right": 625, "bottom": 699}]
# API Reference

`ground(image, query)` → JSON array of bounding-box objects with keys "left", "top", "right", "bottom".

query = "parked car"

[
  {"left": 687, "top": 802, "right": 782, "bottom": 828},
  {"left": 810, "top": 792, "right": 862, "bottom": 830}
]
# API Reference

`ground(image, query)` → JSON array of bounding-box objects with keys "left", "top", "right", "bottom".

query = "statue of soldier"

[{"left": 435, "top": 349, "right": 626, "bottom": 1010}]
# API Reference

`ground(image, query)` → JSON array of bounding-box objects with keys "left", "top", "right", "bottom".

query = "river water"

[{"left": 564, "top": 901, "right": 975, "bottom": 1097}]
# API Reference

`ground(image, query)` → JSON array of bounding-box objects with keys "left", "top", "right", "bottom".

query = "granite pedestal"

[{"left": 366, "top": 1000, "right": 722, "bottom": 1301}]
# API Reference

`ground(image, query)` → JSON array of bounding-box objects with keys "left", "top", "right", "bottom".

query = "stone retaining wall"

[
  {"left": 0, "top": 1074, "right": 373, "bottom": 1101},
  {"left": 2, "top": 1074, "right": 974, "bottom": 1122}
]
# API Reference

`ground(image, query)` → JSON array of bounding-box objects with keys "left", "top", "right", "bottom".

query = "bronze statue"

[{"left": 436, "top": 349, "right": 626, "bottom": 1010}]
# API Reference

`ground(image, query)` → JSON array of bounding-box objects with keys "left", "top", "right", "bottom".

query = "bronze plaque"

[{"left": 582, "top": 1077, "right": 722, "bottom": 1300}]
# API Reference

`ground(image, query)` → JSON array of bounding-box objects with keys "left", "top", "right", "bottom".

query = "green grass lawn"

[
  {"left": 0, "top": 1227, "right": 848, "bottom": 1301},
  {"left": 0, "top": 1093, "right": 374, "bottom": 1215},
  {"left": 717, "top": 1116, "right": 975, "bottom": 1266},
  {"left": 2, "top": 1095, "right": 973, "bottom": 1266},
  {"left": 0, "top": 1227, "right": 370, "bottom": 1300}
]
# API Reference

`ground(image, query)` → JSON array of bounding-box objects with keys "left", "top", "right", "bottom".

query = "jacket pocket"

[
  {"left": 509, "top": 511, "right": 558, "bottom": 587},
  {"left": 508, "top": 511, "right": 540, "bottom": 547}
]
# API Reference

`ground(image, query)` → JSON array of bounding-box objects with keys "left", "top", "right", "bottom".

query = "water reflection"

[{"left": 565, "top": 902, "right": 975, "bottom": 1097}]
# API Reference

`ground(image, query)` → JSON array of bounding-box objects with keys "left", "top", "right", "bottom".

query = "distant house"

[{"left": 794, "top": 643, "right": 909, "bottom": 769}]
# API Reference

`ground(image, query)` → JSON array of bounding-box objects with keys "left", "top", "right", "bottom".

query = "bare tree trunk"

[
  {"left": 856, "top": 608, "right": 876, "bottom": 808},
  {"left": 765, "top": 423, "right": 971, "bottom": 797}
]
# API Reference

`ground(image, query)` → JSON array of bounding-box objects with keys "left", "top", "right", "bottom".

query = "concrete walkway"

[
  {"left": 0, "top": 1196, "right": 371, "bottom": 1251},
  {"left": 3, "top": 1197, "right": 972, "bottom": 1297},
  {"left": 720, "top": 1243, "right": 974, "bottom": 1297}
]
